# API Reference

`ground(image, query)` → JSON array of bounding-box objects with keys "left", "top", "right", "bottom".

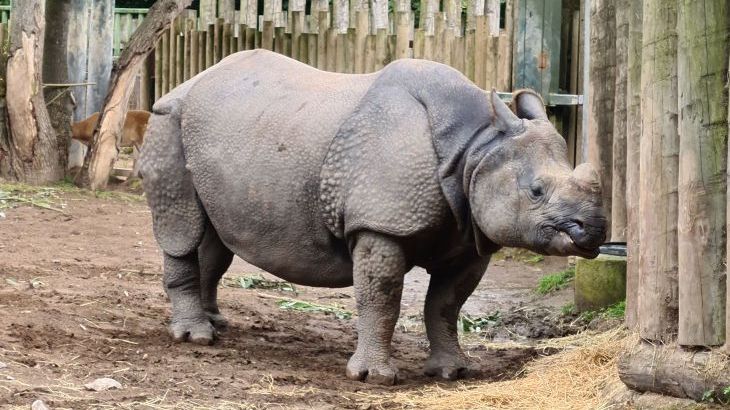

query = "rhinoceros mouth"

[{"left": 545, "top": 231, "right": 600, "bottom": 259}]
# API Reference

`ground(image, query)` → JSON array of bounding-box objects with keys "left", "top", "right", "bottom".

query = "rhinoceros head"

[{"left": 468, "top": 89, "right": 607, "bottom": 259}]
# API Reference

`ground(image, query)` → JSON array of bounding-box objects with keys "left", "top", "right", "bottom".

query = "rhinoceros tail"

[{"left": 139, "top": 101, "right": 206, "bottom": 257}]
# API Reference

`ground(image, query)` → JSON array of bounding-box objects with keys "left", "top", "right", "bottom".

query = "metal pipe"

[{"left": 581, "top": 0, "right": 590, "bottom": 164}]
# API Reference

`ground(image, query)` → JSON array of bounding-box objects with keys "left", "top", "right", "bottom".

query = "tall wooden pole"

[
  {"left": 587, "top": 0, "right": 615, "bottom": 237},
  {"left": 676, "top": 0, "right": 729, "bottom": 347},
  {"left": 638, "top": 0, "right": 679, "bottom": 342},
  {"left": 611, "top": 0, "right": 629, "bottom": 242},
  {"left": 624, "top": 0, "right": 643, "bottom": 330}
]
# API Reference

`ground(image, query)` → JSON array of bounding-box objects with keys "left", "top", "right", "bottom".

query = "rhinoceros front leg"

[
  {"left": 164, "top": 251, "right": 217, "bottom": 345},
  {"left": 346, "top": 232, "right": 408, "bottom": 385},
  {"left": 424, "top": 252, "right": 490, "bottom": 380}
]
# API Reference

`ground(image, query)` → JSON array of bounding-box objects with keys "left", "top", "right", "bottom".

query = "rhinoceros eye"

[{"left": 529, "top": 181, "right": 545, "bottom": 199}]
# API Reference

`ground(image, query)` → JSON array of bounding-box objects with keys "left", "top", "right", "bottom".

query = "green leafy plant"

[
  {"left": 536, "top": 266, "right": 576, "bottom": 295},
  {"left": 578, "top": 301, "right": 627, "bottom": 323},
  {"left": 231, "top": 274, "right": 297, "bottom": 293},
  {"left": 277, "top": 298, "right": 352, "bottom": 320},
  {"left": 458, "top": 311, "right": 501, "bottom": 333},
  {"left": 561, "top": 302, "right": 576, "bottom": 316}
]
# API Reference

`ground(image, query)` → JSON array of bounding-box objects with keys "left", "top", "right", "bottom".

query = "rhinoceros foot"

[
  {"left": 346, "top": 351, "right": 399, "bottom": 385},
  {"left": 424, "top": 351, "right": 470, "bottom": 380},
  {"left": 169, "top": 317, "right": 217, "bottom": 345},
  {"left": 204, "top": 311, "right": 229, "bottom": 331}
]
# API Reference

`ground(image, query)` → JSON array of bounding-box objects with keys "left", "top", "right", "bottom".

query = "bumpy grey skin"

[{"left": 139, "top": 49, "right": 606, "bottom": 385}]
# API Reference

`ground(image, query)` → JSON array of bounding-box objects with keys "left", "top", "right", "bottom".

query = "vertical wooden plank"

[
  {"left": 345, "top": 28, "right": 356, "bottom": 73},
  {"left": 375, "top": 28, "right": 388, "bottom": 69},
  {"left": 372, "top": 0, "right": 389, "bottom": 32},
  {"left": 274, "top": 27, "right": 286, "bottom": 55},
  {"left": 566, "top": 10, "right": 580, "bottom": 166},
  {"left": 355, "top": 11, "right": 368, "bottom": 73},
  {"left": 262, "top": 20, "right": 275, "bottom": 50},
  {"left": 121, "top": 13, "right": 133, "bottom": 54},
  {"left": 413, "top": 29, "right": 425, "bottom": 59},
  {"left": 611, "top": 1, "right": 629, "bottom": 242},
  {"left": 198, "top": 31, "right": 207, "bottom": 72},
  {"left": 190, "top": 29, "right": 199, "bottom": 77},
  {"left": 298, "top": 33, "right": 309, "bottom": 63},
  {"left": 624, "top": 0, "right": 641, "bottom": 331},
  {"left": 465, "top": 29, "right": 476, "bottom": 82},
  {"left": 169, "top": 18, "right": 178, "bottom": 88},
  {"left": 424, "top": 33, "right": 434, "bottom": 61},
  {"left": 308, "top": 33, "right": 318, "bottom": 67},
  {"left": 445, "top": 0, "right": 460, "bottom": 32},
  {"left": 246, "top": 27, "right": 256, "bottom": 50},
  {"left": 237, "top": 24, "right": 246, "bottom": 52},
  {"left": 161, "top": 28, "right": 170, "bottom": 95},
  {"left": 113, "top": 10, "right": 122, "bottom": 56},
  {"left": 444, "top": 26, "right": 455, "bottom": 67},
  {"left": 176, "top": 31, "right": 183, "bottom": 87},
  {"left": 218, "top": 0, "right": 235, "bottom": 23},
  {"left": 453, "top": 35, "right": 465, "bottom": 74},
  {"left": 433, "top": 12, "right": 444, "bottom": 63},
  {"left": 327, "top": 28, "right": 338, "bottom": 71},
  {"left": 638, "top": 0, "right": 680, "bottom": 342},
  {"left": 365, "top": 34, "right": 376, "bottom": 72},
  {"left": 485, "top": 31, "right": 496, "bottom": 89},
  {"left": 200, "top": 0, "right": 217, "bottom": 26},
  {"left": 292, "top": 11, "right": 304, "bottom": 61},
  {"left": 154, "top": 39, "right": 162, "bottom": 101},
  {"left": 245, "top": 0, "right": 258, "bottom": 28},
  {"left": 214, "top": 18, "right": 223, "bottom": 63},
  {"left": 335, "top": 32, "right": 346, "bottom": 72},
  {"left": 333, "top": 0, "right": 349, "bottom": 34},
  {"left": 222, "top": 23, "right": 232, "bottom": 57},
  {"left": 474, "top": 15, "right": 487, "bottom": 89},
  {"left": 677, "top": 0, "right": 729, "bottom": 347},
  {"left": 183, "top": 27, "right": 191, "bottom": 81},
  {"left": 395, "top": 12, "right": 410, "bottom": 59},
  {"left": 206, "top": 24, "right": 215, "bottom": 68},
  {"left": 140, "top": 55, "right": 152, "bottom": 110},
  {"left": 317, "top": 11, "right": 329, "bottom": 70}
]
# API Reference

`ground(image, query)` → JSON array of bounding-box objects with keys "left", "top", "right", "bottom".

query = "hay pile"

[{"left": 383, "top": 327, "right": 629, "bottom": 409}]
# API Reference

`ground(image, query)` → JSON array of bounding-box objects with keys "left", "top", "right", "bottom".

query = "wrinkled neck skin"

[{"left": 455, "top": 121, "right": 525, "bottom": 255}]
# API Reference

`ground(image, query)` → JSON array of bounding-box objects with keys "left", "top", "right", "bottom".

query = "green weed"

[
  {"left": 458, "top": 311, "right": 501, "bottom": 333},
  {"left": 228, "top": 274, "right": 297, "bottom": 293},
  {"left": 276, "top": 298, "right": 352, "bottom": 320},
  {"left": 536, "top": 266, "right": 576, "bottom": 295},
  {"left": 578, "top": 301, "right": 627, "bottom": 323}
]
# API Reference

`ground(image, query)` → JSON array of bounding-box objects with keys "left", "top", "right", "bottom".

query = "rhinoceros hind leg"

[
  {"left": 164, "top": 251, "right": 217, "bottom": 345},
  {"left": 424, "top": 252, "right": 490, "bottom": 380},
  {"left": 346, "top": 232, "right": 408, "bottom": 385},
  {"left": 199, "top": 221, "right": 234, "bottom": 331}
]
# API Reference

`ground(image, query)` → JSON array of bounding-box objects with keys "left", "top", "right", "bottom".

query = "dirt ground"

[{"left": 0, "top": 184, "right": 589, "bottom": 409}]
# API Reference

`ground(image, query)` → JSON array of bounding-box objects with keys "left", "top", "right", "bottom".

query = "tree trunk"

[
  {"left": 624, "top": 0, "right": 643, "bottom": 331},
  {"left": 43, "top": 0, "right": 74, "bottom": 173},
  {"left": 618, "top": 342, "right": 730, "bottom": 401},
  {"left": 86, "top": 0, "right": 193, "bottom": 191},
  {"left": 676, "top": 0, "right": 729, "bottom": 347},
  {"left": 587, "top": 0, "right": 615, "bottom": 238},
  {"left": 611, "top": 0, "right": 628, "bottom": 242},
  {"left": 638, "top": 0, "right": 679, "bottom": 343},
  {"left": 1, "top": 0, "right": 65, "bottom": 184}
]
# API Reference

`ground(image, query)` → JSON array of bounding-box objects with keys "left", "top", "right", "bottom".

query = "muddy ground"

[{"left": 0, "top": 184, "right": 588, "bottom": 409}]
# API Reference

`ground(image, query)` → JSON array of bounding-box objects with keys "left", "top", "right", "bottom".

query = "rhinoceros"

[{"left": 139, "top": 49, "right": 606, "bottom": 385}]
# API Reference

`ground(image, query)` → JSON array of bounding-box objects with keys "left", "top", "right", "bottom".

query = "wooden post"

[
  {"left": 189, "top": 28, "right": 198, "bottom": 77},
  {"left": 214, "top": 18, "right": 222, "bottom": 63},
  {"left": 200, "top": 0, "right": 216, "bottom": 26},
  {"left": 154, "top": 39, "right": 162, "bottom": 101},
  {"left": 169, "top": 18, "right": 178, "bottom": 87},
  {"left": 198, "top": 30, "right": 207, "bottom": 72},
  {"left": 317, "top": 11, "right": 328, "bottom": 70},
  {"left": 638, "top": 0, "right": 679, "bottom": 342},
  {"left": 355, "top": 11, "right": 368, "bottom": 73},
  {"left": 465, "top": 29, "right": 475, "bottom": 82},
  {"left": 365, "top": 34, "right": 375, "bottom": 72},
  {"left": 345, "top": 28, "right": 355, "bottom": 73},
  {"left": 335, "top": 32, "right": 346, "bottom": 72},
  {"left": 676, "top": 0, "right": 729, "bottom": 347},
  {"left": 372, "top": 0, "right": 388, "bottom": 32},
  {"left": 292, "top": 11, "right": 304, "bottom": 61},
  {"left": 262, "top": 20, "right": 274, "bottom": 51},
  {"left": 611, "top": 0, "right": 629, "bottom": 242},
  {"left": 218, "top": 0, "right": 235, "bottom": 23},
  {"left": 87, "top": 0, "right": 194, "bottom": 190},
  {"left": 333, "top": 0, "right": 349, "bottom": 34},
  {"left": 395, "top": 12, "right": 410, "bottom": 59},
  {"left": 587, "top": 0, "right": 616, "bottom": 235},
  {"left": 274, "top": 26, "right": 286, "bottom": 56},
  {"left": 375, "top": 28, "right": 387, "bottom": 70},
  {"left": 222, "top": 22, "right": 232, "bottom": 58},
  {"left": 175, "top": 30, "right": 183, "bottom": 85},
  {"left": 161, "top": 29, "right": 170, "bottom": 94},
  {"left": 326, "top": 28, "right": 337, "bottom": 71},
  {"left": 474, "top": 15, "right": 487, "bottom": 89},
  {"left": 624, "top": 0, "right": 643, "bottom": 330}
]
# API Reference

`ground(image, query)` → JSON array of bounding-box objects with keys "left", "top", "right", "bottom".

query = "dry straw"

[{"left": 366, "top": 327, "right": 629, "bottom": 410}]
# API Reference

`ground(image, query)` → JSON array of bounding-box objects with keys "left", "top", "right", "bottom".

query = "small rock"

[
  {"left": 0, "top": 211, "right": 5, "bottom": 219},
  {"left": 0, "top": 361, "right": 6, "bottom": 369},
  {"left": 31, "top": 400, "right": 50, "bottom": 410},
  {"left": 84, "top": 377, "right": 122, "bottom": 391}
]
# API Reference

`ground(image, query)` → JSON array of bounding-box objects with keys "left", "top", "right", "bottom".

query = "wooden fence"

[{"left": 152, "top": 0, "right": 519, "bottom": 102}]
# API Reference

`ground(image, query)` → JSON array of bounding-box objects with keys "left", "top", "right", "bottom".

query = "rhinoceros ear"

[
  {"left": 490, "top": 88, "right": 522, "bottom": 133},
  {"left": 511, "top": 89, "right": 548, "bottom": 121}
]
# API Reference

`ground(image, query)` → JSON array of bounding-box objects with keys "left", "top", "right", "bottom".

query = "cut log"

[
  {"left": 587, "top": 0, "right": 615, "bottom": 237},
  {"left": 619, "top": 342, "right": 730, "bottom": 401},
  {"left": 2, "top": 0, "right": 65, "bottom": 184},
  {"left": 624, "top": 0, "right": 642, "bottom": 331},
  {"left": 637, "top": 0, "right": 679, "bottom": 342},
  {"left": 676, "top": 0, "right": 729, "bottom": 348},
  {"left": 86, "top": 0, "right": 193, "bottom": 191}
]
